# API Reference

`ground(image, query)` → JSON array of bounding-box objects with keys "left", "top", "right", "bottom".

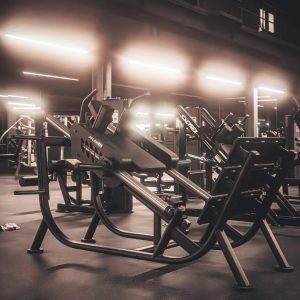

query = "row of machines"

[
  {"left": 0, "top": 114, "right": 92, "bottom": 212},
  {"left": 15, "top": 90, "right": 298, "bottom": 290},
  {"left": 127, "top": 98, "right": 300, "bottom": 227},
  {"left": 0, "top": 115, "right": 36, "bottom": 178},
  {"left": 0, "top": 114, "right": 79, "bottom": 178},
  {"left": 173, "top": 103, "right": 300, "bottom": 226}
]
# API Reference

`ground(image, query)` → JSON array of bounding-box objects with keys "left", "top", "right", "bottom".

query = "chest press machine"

[{"left": 20, "top": 90, "right": 295, "bottom": 290}]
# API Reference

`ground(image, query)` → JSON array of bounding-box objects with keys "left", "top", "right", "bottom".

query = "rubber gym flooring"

[{"left": 1, "top": 175, "right": 300, "bottom": 300}]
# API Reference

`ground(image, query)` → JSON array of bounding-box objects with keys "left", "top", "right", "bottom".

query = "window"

[
  {"left": 259, "top": 8, "right": 275, "bottom": 33},
  {"left": 268, "top": 12, "right": 274, "bottom": 33},
  {"left": 259, "top": 9, "right": 266, "bottom": 30}
]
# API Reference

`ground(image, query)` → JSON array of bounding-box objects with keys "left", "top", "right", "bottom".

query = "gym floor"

[{"left": 1, "top": 175, "right": 300, "bottom": 300}]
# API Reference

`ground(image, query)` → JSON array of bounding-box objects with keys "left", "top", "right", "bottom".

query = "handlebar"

[{"left": 79, "top": 89, "right": 98, "bottom": 123}]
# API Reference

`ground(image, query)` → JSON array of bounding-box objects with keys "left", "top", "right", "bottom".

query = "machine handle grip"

[
  {"left": 239, "top": 114, "right": 249, "bottom": 125},
  {"left": 79, "top": 89, "right": 98, "bottom": 123}
]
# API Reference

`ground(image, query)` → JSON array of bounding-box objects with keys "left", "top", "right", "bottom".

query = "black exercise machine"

[
  {"left": 14, "top": 114, "right": 94, "bottom": 214},
  {"left": 0, "top": 115, "right": 36, "bottom": 177},
  {"left": 175, "top": 103, "right": 300, "bottom": 226},
  {"left": 14, "top": 90, "right": 296, "bottom": 290},
  {"left": 268, "top": 97, "right": 300, "bottom": 225}
]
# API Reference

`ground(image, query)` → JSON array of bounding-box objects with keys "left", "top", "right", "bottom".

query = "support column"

[
  {"left": 92, "top": 54, "right": 112, "bottom": 101},
  {"left": 104, "top": 59, "right": 112, "bottom": 98},
  {"left": 245, "top": 84, "right": 258, "bottom": 137},
  {"left": 92, "top": 57, "right": 103, "bottom": 100},
  {"left": 0, "top": 101, "right": 7, "bottom": 136}
]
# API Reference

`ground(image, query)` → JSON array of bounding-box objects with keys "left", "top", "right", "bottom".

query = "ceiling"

[
  {"left": 0, "top": 0, "right": 298, "bottom": 119},
  {"left": 0, "top": 0, "right": 102, "bottom": 109}
]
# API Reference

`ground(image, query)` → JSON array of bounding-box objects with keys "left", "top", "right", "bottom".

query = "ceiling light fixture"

[
  {"left": 23, "top": 71, "right": 79, "bottom": 81},
  {"left": 155, "top": 112, "right": 175, "bottom": 117},
  {"left": 1, "top": 94, "right": 29, "bottom": 99},
  {"left": 13, "top": 106, "right": 41, "bottom": 110},
  {"left": 135, "top": 123, "right": 150, "bottom": 130},
  {"left": 258, "top": 86, "right": 285, "bottom": 94},
  {"left": 258, "top": 99, "right": 278, "bottom": 102},
  {"left": 128, "top": 59, "right": 181, "bottom": 73},
  {"left": 258, "top": 95, "right": 271, "bottom": 99},
  {"left": 5, "top": 33, "right": 88, "bottom": 54},
  {"left": 8, "top": 102, "right": 36, "bottom": 107},
  {"left": 205, "top": 75, "right": 242, "bottom": 86},
  {"left": 135, "top": 111, "right": 149, "bottom": 116},
  {"left": 226, "top": 95, "right": 270, "bottom": 100},
  {"left": 8, "top": 94, "right": 29, "bottom": 99}
]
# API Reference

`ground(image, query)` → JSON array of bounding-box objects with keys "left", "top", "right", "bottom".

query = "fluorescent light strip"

[
  {"left": 155, "top": 112, "right": 175, "bottom": 117},
  {"left": 238, "top": 99, "right": 277, "bottom": 104},
  {"left": 8, "top": 94, "right": 28, "bottom": 99},
  {"left": 0, "top": 94, "right": 28, "bottom": 98},
  {"left": 5, "top": 33, "right": 88, "bottom": 54},
  {"left": 23, "top": 71, "right": 79, "bottom": 81},
  {"left": 13, "top": 106, "right": 41, "bottom": 110},
  {"left": 225, "top": 95, "right": 270, "bottom": 100},
  {"left": 258, "top": 95, "right": 271, "bottom": 99},
  {"left": 224, "top": 96, "right": 246, "bottom": 100},
  {"left": 258, "top": 99, "right": 278, "bottom": 102},
  {"left": 258, "top": 86, "right": 285, "bottom": 94},
  {"left": 205, "top": 75, "right": 242, "bottom": 86},
  {"left": 8, "top": 102, "right": 36, "bottom": 107},
  {"left": 135, "top": 111, "right": 149, "bottom": 116},
  {"left": 128, "top": 59, "right": 181, "bottom": 73},
  {"left": 135, "top": 124, "right": 150, "bottom": 130}
]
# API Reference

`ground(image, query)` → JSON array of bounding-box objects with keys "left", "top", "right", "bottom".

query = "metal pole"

[
  {"left": 245, "top": 85, "right": 258, "bottom": 137},
  {"left": 253, "top": 87, "right": 258, "bottom": 137}
]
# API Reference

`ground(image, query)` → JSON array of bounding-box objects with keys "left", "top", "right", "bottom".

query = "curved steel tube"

[
  {"left": 39, "top": 192, "right": 218, "bottom": 264},
  {"left": 93, "top": 193, "right": 154, "bottom": 241}
]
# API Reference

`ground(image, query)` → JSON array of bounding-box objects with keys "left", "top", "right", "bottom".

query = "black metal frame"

[
  {"left": 22, "top": 94, "right": 294, "bottom": 291},
  {"left": 176, "top": 105, "right": 300, "bottom": 228},
  {"left": 127, "top": 120, "right": 295, "bottom": 278},
  {"left": 51, "top": 160, "right": 94, "bottom": 214}
]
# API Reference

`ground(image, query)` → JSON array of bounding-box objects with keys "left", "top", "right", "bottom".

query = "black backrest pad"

[
  {"left": 214, "top": 137, "right": 286, "bottom": 194},
  {"left": 70, "top": 123, "right": 166, "bottom": 172},
  {"left": 209, "top": 137, "right": 288, "bottom": 218},
  {"left": 227, "top": 137, "right": 286, "bottom": 164}
]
